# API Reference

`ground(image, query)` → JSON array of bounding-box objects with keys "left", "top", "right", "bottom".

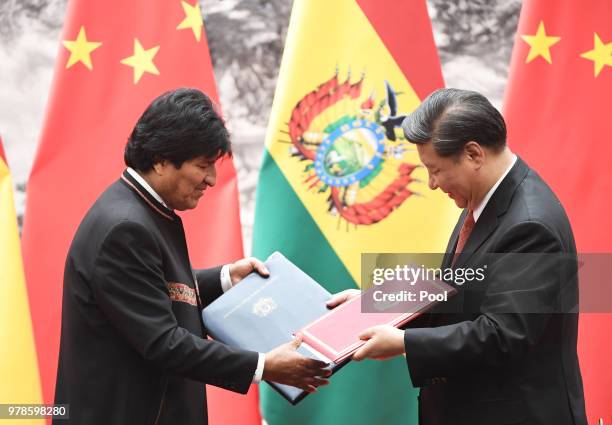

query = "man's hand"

[
  {"left": 229, "top": 257, "right": 269, "bottom": 285},
  {"left": 352, "top": 325, "right": 405, "bottom": 361},
  {"left": 263, "top": 335, "right": 331, "bottom": 393},
  {"left": 326, "top": 289, "right": 361, "bottom": 308}
]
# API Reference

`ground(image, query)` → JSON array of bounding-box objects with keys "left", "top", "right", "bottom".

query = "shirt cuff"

[
  {"left": 220, "top": 264, "right": 233, "bottom": 293},
  {"left": 253, "top": 353, "right": 265, "bottom": 383}
]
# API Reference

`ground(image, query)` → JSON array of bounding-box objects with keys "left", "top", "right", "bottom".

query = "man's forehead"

[
  {"left": 416, "top": 143, "right": 437, "bottom": 165},
  {"left": 193, "top": 153, "right": 223, "bottom": 162}
]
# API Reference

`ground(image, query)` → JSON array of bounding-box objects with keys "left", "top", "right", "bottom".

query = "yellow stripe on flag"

[
  {"left": 265, "top": 0, "right": 460, "bottom": 285},
  {"left": 0, "top": 155, "right": 43, "bottom": 422}
]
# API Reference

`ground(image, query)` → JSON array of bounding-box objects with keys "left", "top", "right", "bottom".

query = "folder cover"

[
  {"left": 201, "top": 251, "right": 338, "bottom": 404},
  {"left": 299, "top": 278, "right": 456, "bottom": 363},
  {"left": 202, "top": 252, "right": 455, "bottom": 403}
]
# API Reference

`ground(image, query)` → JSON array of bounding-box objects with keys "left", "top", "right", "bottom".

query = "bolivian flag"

[
  {"left": 0, "top": 138, "right": 44, "bottom": 424},
  {"left": 253, "top": 1, "right": 458, "bottom": 424}
]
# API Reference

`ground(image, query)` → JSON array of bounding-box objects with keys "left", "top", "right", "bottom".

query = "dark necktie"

[{"left": 453, "top": 210, "right": 475, "bottom": 265}]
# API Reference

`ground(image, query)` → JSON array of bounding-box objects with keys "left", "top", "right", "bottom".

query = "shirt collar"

[
  {"left": 126, "top": 167, "right": 171, "bottom": 209},
  {"left": 473, "top": 154, "right": 517, "bottom": 222}
]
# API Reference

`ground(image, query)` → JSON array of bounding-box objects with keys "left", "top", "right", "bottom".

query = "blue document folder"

[{"left": 202, "top": 252, "right": 341, "bottom": 404}]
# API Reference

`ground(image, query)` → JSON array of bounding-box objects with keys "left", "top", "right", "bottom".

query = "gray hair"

[{"left": 401, "top": 88, "right": 506, "bottom": 156}]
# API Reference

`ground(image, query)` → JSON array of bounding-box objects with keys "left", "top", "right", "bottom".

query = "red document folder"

[{"left": 299, "top": 281, "right": 456, "bottom": 363}]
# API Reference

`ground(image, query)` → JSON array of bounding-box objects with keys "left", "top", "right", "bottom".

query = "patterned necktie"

[{"left": 453, "top": 210, "right": 475, "bottom": 265}]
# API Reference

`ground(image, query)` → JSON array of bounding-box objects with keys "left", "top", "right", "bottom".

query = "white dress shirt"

[
  {"left": 472, "top": 155, "right": 517, "bottom": 223},
  {"left": 126, "top": 168, "right": 265, "bottom": 383}
]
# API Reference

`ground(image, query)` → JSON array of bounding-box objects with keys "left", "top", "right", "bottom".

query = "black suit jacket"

[
  {"left": 54, "top": 170, "right": 258, "bottom": 425},
  {"left": 404, "top": 157, "right": 587, "bottom": 425}
]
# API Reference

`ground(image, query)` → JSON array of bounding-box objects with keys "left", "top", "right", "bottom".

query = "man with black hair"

[
  {"left": 54, "top": 88, "right": 330, "bottom": 425},
  {"left": 328, "top": 89, "right": 587, "bottom": 425}
]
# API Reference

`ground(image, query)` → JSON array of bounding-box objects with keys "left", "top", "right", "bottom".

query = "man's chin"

[
  {"left": 187, "top": 201, "right": 200, "bottom": 210},
  {"left": 174, "top": 200, "right": 200, "bottom": 211},
  {"left": 454, "top": 198, "right": 467, "bottom": 209},
  {"left": 180, "top": 193, "right": 204, "bottom": 210}
]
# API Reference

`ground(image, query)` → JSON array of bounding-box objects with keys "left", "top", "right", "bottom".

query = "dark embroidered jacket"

[{"left": 54, "top": 170, "right": 258, "bottom": 425}]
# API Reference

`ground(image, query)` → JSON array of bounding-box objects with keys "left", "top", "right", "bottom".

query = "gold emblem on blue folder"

[{"left": 253, "top": 297, "right": 277, "bottom": 317}]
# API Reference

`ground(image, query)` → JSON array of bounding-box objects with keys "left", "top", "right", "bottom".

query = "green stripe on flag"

[{"left": 253, "top": 152, "right": 352, "bottom": 295}]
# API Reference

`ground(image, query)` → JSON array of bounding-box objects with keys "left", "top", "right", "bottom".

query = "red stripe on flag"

[
  {"left": 356, "top": 0, "right": 444, "bottom": 99},
  {"left": 0, "top": 136, "right": 6, "bottom": 166}
]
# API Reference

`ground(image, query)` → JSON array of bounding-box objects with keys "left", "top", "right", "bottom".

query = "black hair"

[
  {"left": 124, "top": 88, "right": 231, "bottom": 171},
  {"left": 402, "top": 88, "right": 506, "bottom": 157}
]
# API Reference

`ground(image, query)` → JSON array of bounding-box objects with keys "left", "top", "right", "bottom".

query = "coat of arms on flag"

[{"left": 282, "top": 69, "right": 419, "bottom": 226}]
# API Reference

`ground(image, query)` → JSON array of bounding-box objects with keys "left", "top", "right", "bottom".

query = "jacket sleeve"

[
  {"left": 194, "top": 266, "right": 224, "bottom": 307},
  {"left": 404, "top": 221, "right": 572, "bottom": 387},
  {"left": 91, "top": 220, "right": 258, "bottom": 394}
]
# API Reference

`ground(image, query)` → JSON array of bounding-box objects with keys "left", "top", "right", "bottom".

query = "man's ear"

[
  {"left": 463, "top": 141, "right": 485, "bottom": 168},
  {"left": 152, "top": 158, "right": 166, "bottom": 175}
]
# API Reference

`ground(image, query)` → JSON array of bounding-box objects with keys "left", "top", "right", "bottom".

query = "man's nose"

[
  {"left": 205, "top": 165, "right": 217, "bottom": 187},
  {"left": 428, "top": 174, "right": 438, "bottom": 190}
]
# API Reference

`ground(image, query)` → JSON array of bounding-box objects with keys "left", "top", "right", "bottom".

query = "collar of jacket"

[
  {"left": 120, "top": 169, "right": 178, "bottom": 221},
  {"left": 446, "top": 156, "right": 530, "bottom": 268}
]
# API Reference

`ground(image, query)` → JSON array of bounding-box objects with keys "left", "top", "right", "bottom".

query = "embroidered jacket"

[{"left": 54, "top": 170, "right": 258, "bottom": 425}]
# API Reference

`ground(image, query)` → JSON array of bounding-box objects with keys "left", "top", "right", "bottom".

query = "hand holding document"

[
  {"left": 202, "top": 252, "right": 335, "bottom": 404},
  {"left": 325, "top": 288, "right": 361, "bottom": 308},
  {"left": 202, "top": 252, "right": 455, "bottom": 404},
  {"left": 227, "top": 256, "right": 270, "bottom": 285},
  {"left": 352, "top": 325, "right": 406, "bottom": 361},
  {"left": 324, "top": 289, "right": 415, "bottom": 361},
  {"left": 262, "top": 335, "right": 331, "bottom": 394}
]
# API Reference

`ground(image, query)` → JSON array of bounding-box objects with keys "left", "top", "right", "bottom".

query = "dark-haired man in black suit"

[
  {"left": 55, "top": 88, "right": 330, "bottom": 425},
  {"left": 328, "top": 89, "right": 587, "bottom": 425}
]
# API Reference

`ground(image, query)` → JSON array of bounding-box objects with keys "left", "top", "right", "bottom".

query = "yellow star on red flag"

[
  {"left": 62, "top": 26, "right": 102, "bottom": 70},
  {"left": 580, "top": 33, "right": 612, "bottom": 77},
  {"left": 177, "top": 0, "right": 203, "bottom": 42},
  {"left": 120, "top": 39, "right": 160, "bottom": 84},
  {"left": 521, "top": 21, "right": 561, "bottom": 64}
]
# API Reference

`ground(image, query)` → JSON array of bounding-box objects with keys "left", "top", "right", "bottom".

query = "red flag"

[
  {"left": 20, "top": 1, "right": 260, "bottom": 423},
  {"left": 504, "top": 0, "right": 612, "bottom": 422},
  {"left": 0, "top": 136, "right": 6, "bottom": 164},
  {"left": 356, "top": 0, "right": 444, "bottom": 99}
]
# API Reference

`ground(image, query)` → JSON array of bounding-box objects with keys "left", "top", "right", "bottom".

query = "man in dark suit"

[
  {"left": 328, "top": 89, "right": 587, "bottom": 425},
  {"left": 54, "top": 88, "right": 330, "bottom": 425}
]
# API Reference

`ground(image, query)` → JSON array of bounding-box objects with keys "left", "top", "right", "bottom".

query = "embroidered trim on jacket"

[
  {"left": 121, "top": 175, "right": 174, "bottom": 221},
  {"left": 166, "top": 282, "right": 197, "bottom": 306}
]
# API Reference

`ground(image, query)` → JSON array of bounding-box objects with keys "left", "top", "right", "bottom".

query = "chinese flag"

[
  {"left": 20, "top": 1, "right": 260, "bottom": 424},
  {"left": 504, "top": 0, "right": 612, "bottom": 422}
]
